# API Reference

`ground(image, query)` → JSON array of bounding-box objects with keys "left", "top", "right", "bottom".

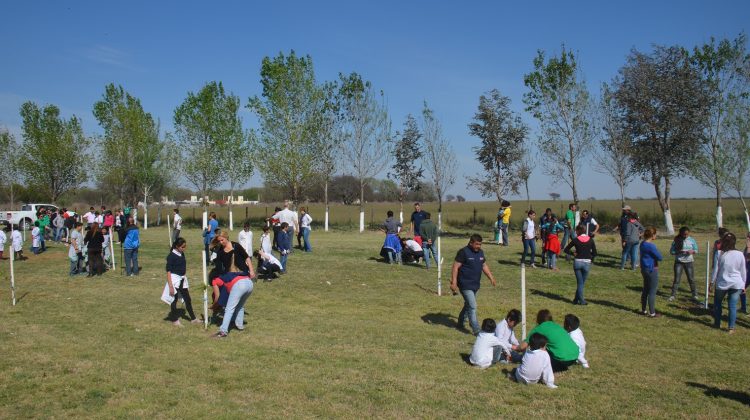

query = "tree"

[
  {"left": 0, "top": 129, "right": 22, "bottom": 209},
  {"left": 173, "top": 81, "right": 236, "bottom": 210},
  {"left": 247, "top": 51, "right": 328, "bottom": 204},
  {"left": 422, "top": 102, "right": 457, "bottom": 296},
  {"left": 614, "top": 45, "right": 712, "bottom": 234},
  {"left": 93, "top": 84, "right": 166, "bottom": 207},
  {"left": 220, "top": 112, "right": 253, "bottom": 230},
  {"left": 389, "top": 114, "right": 423, "bottom": 222},
  {"left": 726, "top": 99, "right": 750, "bottom": 230},
  {"left": 19, "top": 102, "right": 88, "bottom": 202},
  {"left": 456, "top": 195, "right": 466, "bottom": 202},
  {"left": 691, "top": 34, "right": 750, "bottom": 227},
  {"left": 445, "top": 194, "right": 456, "bottom": 202},
  {"left": 314, "top": 81, "right": 343, "bottom": 231},
  {"left": 523, "top": 46, "right": 594, "bottom": 203},
  {"left": 594, "top": 83, "right": 633, "bottom": 208},
  {"left": 517, "top": 148, "right": 534, "bottom": 210},
  {"left": 468, "top": 89, "right": 528, "bottom": 203},
  {"left": 549, "top": 192, "right": 561, "bottom": 201},
  {"left": 338, "top": 72, "right": 392, "bottom": 232}
]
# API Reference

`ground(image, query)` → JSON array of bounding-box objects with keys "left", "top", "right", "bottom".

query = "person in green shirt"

[
  {"left": 518, "top": 309, "right": 579, "bottom": 372},
  {"left": 562, "top": 203, "right": 578, "bottom": 261}
]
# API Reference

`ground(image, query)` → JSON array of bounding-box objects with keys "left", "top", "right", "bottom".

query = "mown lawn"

[{"left": 0, "top": 225, "right": 748, "bottom": 418}]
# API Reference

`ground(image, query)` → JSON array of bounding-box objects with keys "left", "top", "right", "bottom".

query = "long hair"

[{"left": 673, "top": 226, "right": 689, "bottom": 252}]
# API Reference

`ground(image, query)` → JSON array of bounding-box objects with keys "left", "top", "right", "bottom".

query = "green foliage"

[
  {"left": 468, "top": 89, "right": 528, "bottom": 202},
  {"left": 247, "top": 51, "right": 329, "bottom": 203},
  {"left": 0, "top": 129, "right": 22, "bottom": 208},
  {"left": 18, "top": 102, "right": 89, "bottom": 202},
  {"left": 421, "top": 102, "right": 456, "bottom": 212},
  {"left": 389, "top": 114, "right": 423, "bottom": 204}
]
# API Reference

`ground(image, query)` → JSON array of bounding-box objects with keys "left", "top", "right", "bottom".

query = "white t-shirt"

[
  {"left": 405, "top": 239, "right": 423, "bottom": 252},
  {"left": 95, "top": 215, "right": 104, "bottom": 225},
  {"left": 69, "top": 230, "right": 82, "bottom": 258},
  {"left": 238, "top": 229, "right": 253, "bottom": 254},
  {"left": 494, "top": 319, "right": 519, "bottom": 354},
  {"left": 262, "top": 252, "right": 283, "bottom": 269},
  {"left": 569, "top": 328, "right": 589, "bottom": 368},
  {"left": 712, "top": 250, "right": 747, "bottom": 290},
  {"left": 0, "top": 230, "right": 6, "bottom": 248},
  {"left": 515, "top": 349, "right": 557, "bottom": 388},
  {"left": 301, "top": 213, "right": 312, "bottom": 229},
  {"left": 274, "top": 208, "right": 297, "bottom": 229},
  {"left": 84, "top": 212, "right": 95, "bottom": 223},
  {"left": 31, "top": 227, "right": 41, "bottom": 248},
  {"left": 524, "top": 218, "right": 535, "bottom": 240},
  {"left": 11, "top": 230, "right": 23, "bottom": 251},
  {"left": 260, "top": 233, "right": 272, "bottom": 255},
  {"left": 469, "top": 332, "right": 502, "bottom": 368},
  {"left": 173, "top": 213, "right": 182, "bottom": 230}
]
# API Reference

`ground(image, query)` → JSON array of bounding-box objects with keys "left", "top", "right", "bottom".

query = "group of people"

[{"left": 379, "top": 203, "right": 439, "bottom": 268}]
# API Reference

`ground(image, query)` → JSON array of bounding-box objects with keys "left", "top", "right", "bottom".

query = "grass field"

[
  {"left": 0, "top": 225, "right": 749, "bottom": 418},
  {"left": 134, "top": 198, "right": 749, "bottom": 232}
]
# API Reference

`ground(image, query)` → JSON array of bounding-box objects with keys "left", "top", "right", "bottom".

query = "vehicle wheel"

[{"left": 19, "top": 218, "right": 33, "bottom": 230}]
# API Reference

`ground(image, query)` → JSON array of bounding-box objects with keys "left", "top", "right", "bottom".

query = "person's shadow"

[
  {"left": 421, "top": 312, "right": 472, "bottom": 335},
  {"left": 686, "top": 382, "right": 750, "bottom": 406}
]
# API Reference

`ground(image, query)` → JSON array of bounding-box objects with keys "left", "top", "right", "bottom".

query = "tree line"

[{"left": 1, "top": 35, "right": 749, "bottom": 234}]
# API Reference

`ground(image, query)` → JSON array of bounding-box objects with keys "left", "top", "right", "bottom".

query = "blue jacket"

[
  {"left": 123, "top": 225, "right": 140, "bottom": 249},
  {"left": 640, "top": 241, "right": 662, "bottom": 273},
  {"left": 277, "top": 230, "right": 291, "bottom": 252}
]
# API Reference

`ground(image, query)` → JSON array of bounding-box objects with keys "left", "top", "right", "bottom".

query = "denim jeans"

[
  {"left": 640, "top": 268, "right": 659, "bottom": 314},
  {"left": 124, "top": 248, "right": 139, "bottom": 275},
  {"left": 672, "top": 261, "right": 696, "bottom": 296},
  {"left": 458, "top": 289, "right": 480, "bottom": 334},
  {"left": 69, "top": 255, "right": 79, "bottom": 275},
  {"left": 220, "top": 279, "right": 254, "bottom": 334},
  {"left": 521, "top": 239, "right": 536, "bottom": 265},
  {"left": 54, "top": 227, "right": 64, "bottom": 242},
  {"left": 500, "top": 223, "right": 509, "bottom": 246},
  {"left": 386, "top": 250, "right": 402, "bottom": 264},
  {"left": 424, "top": 243, "right": 439, "bottom": 269},
  {"left": 280, "top": 252, "right": 288, "bottom": 272},
  {"left": 573, "top": 260, "right": 591, "bottom": 304},
  {"left": 621, "top": 242, "right": 639, "bottom": 269},
  {"left": 302, "top": 227, "right": 312, "bottom": 252},
  {"left": 547, "top": 252, "right": 557, "bottom": 269},
  {"left": 713, "top": 288, "right": 741, "bottom": 330}
]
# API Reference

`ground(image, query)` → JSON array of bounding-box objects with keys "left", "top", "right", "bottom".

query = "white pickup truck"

[{"left": 0, "top": 203, "right": 59, "bottom": 229}]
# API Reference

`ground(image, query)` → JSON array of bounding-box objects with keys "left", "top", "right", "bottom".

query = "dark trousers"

[
  {"left": 641, "top": 268, "right": 659, "bottom": 314},
  {"left": 671, "top": 261, "right": 696, "bottom": 297},
  {"left": 88, "top": 249, "right": 104, "bottom": 275},
  {"left": 550, "top": 357, "right": 576, "bottom": 372},
  {"left": 168, "top": 287, "right": 196, "bottom": 321}
]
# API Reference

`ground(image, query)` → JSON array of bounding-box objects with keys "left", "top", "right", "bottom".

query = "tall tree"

[
  {"left": 93, "top": 83, "right": 164, "bottom": 207},
  {"left": 0, "top": 129, "right": 22, "bottom": 209},
  {"left": 468, "top": 89, "right": 528, "bottom": 203},
  {"left": 726, "top": 99, "right": 750, "bottom": 230},
  {"left": 173, "top": 81, "right": 236, "bottom": 208},
  {"left": 594, "top": 83, "right": 633, "bottom": 208},
  {"left": 19, "top": 102, "right": 88, "bottom": 202},
  {"left": 338, "top": 72, "right": 391, "bottom": 232},
  {"left": 247, "top": 51, "right": 327, "bottom": 204},
  {"left": 614, "top": 45, "right": 712, "bottom": 234},
  {"left": 523, "top": 46, "right": 594, "bottom": 203},
  {"left": 389, "top": 114, "right": 423, "bottom": 223},
  {"left": 422, "top": 102, "right": 457, "bottom": 297},
  {"left": 691, "top": 34, "right": 750, "bottom": 227},
  {"left": 312, "top": 81, "right": 342, "bottom": 231},
  {"left": 517, "top": 147, "right": 534, "bottom": 211}
]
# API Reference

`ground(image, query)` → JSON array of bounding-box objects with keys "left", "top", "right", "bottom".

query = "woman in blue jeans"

[
  {"left": 639, "top": 227, "right": 662, "bottom": 317},
  {"left": 123, "top": 217, "right": 140, "bottom": 276},
  {"left": 564, "top": 225, "right": 597, "bottom": 305},
  {"left": 210, "top": 231, "right": 256, "bottom": 338},
  {"left": 711, "top": 232, "right": 747, "bottom": 334}
]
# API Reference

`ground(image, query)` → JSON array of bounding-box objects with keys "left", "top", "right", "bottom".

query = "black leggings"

[
  {"left": 168, "top": 288, "right": 196, "bottom": 321},
  {"left": 88, "top": 249, "right": 104, "bottom": 275}
]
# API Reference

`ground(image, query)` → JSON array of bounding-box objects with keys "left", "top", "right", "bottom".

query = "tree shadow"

[
  {"left": 496, "top": 260, "right": 524, "bottom": 267},
  {"left": 530, "top": 289, "right": 574, "bottom": 304},
  {"left": 625, "top": 285, "right": 672, "bottom": 299},
  {"left": 686, "top": 382, "right": 750, "bottom": 406},
  {"left": 421, "top": 312, "right": 472, "bottom": 335},
  {"left": 15, "top": 292, "right": 29, "bottom": 303},
  {"left": 586, "top": 298, "right": 714, "bottom": 327}
]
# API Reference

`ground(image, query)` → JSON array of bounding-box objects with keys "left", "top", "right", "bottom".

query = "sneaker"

[
  {"left": 728, "top": 328, "right": 735, "bottom": 334},
  {"left": 172, "top": 320, "right": 183, "bottom": 327},
  {"left": 668, "top": 296, "right": 675, "bottom": 302},
  {"left": 649, "top": 313, "right": 662, "bottom": 318},
  {"left": 190, "top": 319, "right": 202, "bottom": 324},
  {"left": 530, "top": 264, "right": 537, "bottom": 269},
  {"left": 212, "top": 331, "right": 228, "bottom": 339}
]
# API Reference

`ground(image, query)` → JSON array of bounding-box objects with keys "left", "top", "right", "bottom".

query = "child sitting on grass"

[
  {"left": 510, "top": 333, "right": 557, "bottom": 388},
  {"left": 469, "top": 318, "right": 503, "bottom": 369},
  {"left": 564, "top": 314, "right": 589, "bottom": 368},
  {"left": 494, "top": 309, "right": 522, "bottom": 363}
]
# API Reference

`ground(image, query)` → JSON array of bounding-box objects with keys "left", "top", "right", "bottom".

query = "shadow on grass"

[
  {"left": 587, "top": 298, "right": 715, "bottom": 327},
  {"left": 686, "top": 382, "right": 750, "bottom": 406},
  {"left": 15, "top": 292, "right": 29, "bottom": 303},
  {"left": 459, "top": 353, "right": 472, "bottom": 366},
  {"left": 414, "top": 283, "right": 438, "bottom": 296},
  {"left": 530, "top": 289, "right": 574, "bottom": 305},
  {"left": 496, "top": 260, "right": 523, "bottom": 267},
  {"left": 421, "top": 312, "right": 472, "bottom": 335}
]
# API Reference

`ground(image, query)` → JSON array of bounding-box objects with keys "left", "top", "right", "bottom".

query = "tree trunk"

[
  {"left": 619, "top": 181, "right": 626, "bottom": 209},
  {"left": 324, "top": 180, "right": 329, "bottom": 232},
  {"left": 524, "top": 179, "right": 531, "bottom": 211},
  {"left": 229, "top": 186, "right": 234, "bottom": 231},
  {"left": 739, "top": 195, "right": 750, "bottom": 232}
]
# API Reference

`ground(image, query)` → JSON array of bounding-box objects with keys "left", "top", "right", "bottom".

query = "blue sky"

[{"left": 1, "top": 0, "right": 748, "bottom": 200}]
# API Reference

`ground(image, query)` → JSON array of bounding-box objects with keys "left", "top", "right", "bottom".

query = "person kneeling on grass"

[
  {"left": 165, "top": 238, "right": 200, "bottom": 327},
  {"left": 495, "top": 309, "right": 523, "bottom": 363},
  {"left": 564, "top": 314, "right": 589, "bottom": 368},
  {"left": 211, "top": 231, "right": 256, "bottom": 338},
  {"left": 469, "top": 319, "right": 504, "bottom": 369},
  {"left": 510, "top": 333, "right": 557, "bottom": 389},
  {"left": 401, "top": 237, "right": 425, "bottom": 264},
  {"left": 254, "top": 248, "right": 283, "bottom": 280},
  {"left": 517, "top": 309, "right": 579, "bottom": 372}
]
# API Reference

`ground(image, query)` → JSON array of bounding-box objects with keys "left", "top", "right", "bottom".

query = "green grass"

[{"left": 0, "top": 225, "right": 748, "bottom": 418}]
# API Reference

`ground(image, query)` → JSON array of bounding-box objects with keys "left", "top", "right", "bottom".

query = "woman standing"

[
  {"left": 84, "top": 222, "right": 105, "bottom": 276},
  {"left": 211, "top": 231, "right": 256, "bottom": 338},
  {"left": 123, "top": 217, "right": 140, "bottom": 276},
  {"left": 711, "top": 232, "right": 747, "bottom": 334},
  {"left": 564, "top": 225, "right": 597, "bottom": 305},
  {"left": 166, "top": 238, "right": 200, "bottom": 326},
  {"left": 203, "top": 212, "right": 219, "bottom": 259},
  {"left": 668, "top": 226, "right": 699, "bottom": 302},
  {"left": 300, "top": 207, "right": 312, "bottom": 252},
  {"left": 639, "top": 227, "right": 662, "bottom": 317}
]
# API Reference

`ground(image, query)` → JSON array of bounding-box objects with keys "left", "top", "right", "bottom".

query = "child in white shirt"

[
  {"left": 31, "top": 222, "right": 41, "bottom": 254},
  {"left": 511, "top": 333, "right": 557, "bottom": 388},
  {"left": 11, "top": 226, "right": 24, "bottom": 260},
  {"left": 564, "top": 314, "right": 589, "bottom": 368},
  {"left": 260, "top": 226, "right": 272, "bottom": 255},
  {"left": 238, "top": 222, "right": 253, "bottom": 255},
  {"left": 469, "top": 319, "right": 503, "bottom": 369},
  {"left": 495, "top": 309, "right": 523, "bottom": 363},
  {"left": 0, "top": 226, "right": 6, "bottom": 259}
]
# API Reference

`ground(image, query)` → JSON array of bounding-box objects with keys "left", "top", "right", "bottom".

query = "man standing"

[
  {"left": 419, "top": 212, "right": 439, "bottom": 269},
  {"left": 450, "top": 234, "right": 497, "bottom": 335},
  {"left": 410, "top": 202, "right": 428, "bottom": 239},
  {"left": 83, "top": 207, "right": 95, "bottom": 229},
  {"left": 561, "top": 203, "right": 577, "bottom": 255},
  {"left": 273, "top": 201, "right": 298, "bottom": 250},
  {"left": 172, "top": 209, "right": 182, "bottom": 246}
]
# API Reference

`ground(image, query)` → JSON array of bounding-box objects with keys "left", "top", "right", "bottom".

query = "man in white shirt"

[
  {"left": 172, "top": 209, "right": 182, "bottom": 246},
  {"left": 238, "top": 222, "right": 253, "bottom": 255},
  {"left": 83, "top": 207, "right": 95, "bottom": 227},
  {"left": 273, "top": 201, "right": 298, "bottom": 250},
  {"left": 512, "top": 333, "right": 557, "bottom": 388}
]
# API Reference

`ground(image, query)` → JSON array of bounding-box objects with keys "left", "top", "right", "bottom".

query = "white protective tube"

[
  {"left": 664, "top": 209, "right": 675, "bottom": 236},
  {"left": 325, "top": 208, "right": 329, "bottom": 232},
  {"left": 705, "top": 240, "right": 710, "bottom": 309},
  {"left": 437, "top": 211, "right": 442, "bottom": 296},
  {"left": 359, "top": 211, "right": 365, "bottom": 233},
  {"left": 202, "top": 250, "right": 209, "bottom": 329},
  {"left": 109, "top": 231, "right": 116, "bottom": 271},
  {"left": 229, "top": 209, "right": 234, "bottom": 231},
  {"left": 9, "top": 245, "right": 16, "bottom": 306},
  {"left": 521, "top": 263, "right": 527, "bottom": 339},
  {"left": 167, "top": 214, "right": 172, "bottom": 246},
  {"left": 716, "top": 206, "right": 723, "bottom": 229}
]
